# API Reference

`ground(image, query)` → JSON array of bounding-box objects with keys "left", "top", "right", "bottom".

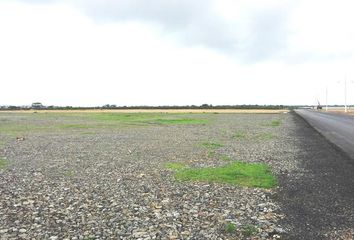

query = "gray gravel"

[{"left": 0, "top": 112, "right": 298, "bottom": 239}]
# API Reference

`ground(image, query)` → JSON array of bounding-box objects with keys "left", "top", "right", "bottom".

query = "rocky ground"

[{"left": 0, "top": 111, "right": 351, "bottom": 239}]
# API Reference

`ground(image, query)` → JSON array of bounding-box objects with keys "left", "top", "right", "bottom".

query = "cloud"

[
  {"left": 12, "top": 0, "right": 354, "bottom": 63},
  {"left": 16, "top": 0, "right": 291, "bottom": 62},
  {"left": 72, "top": 0, "right": 292, "bottom": 62}
]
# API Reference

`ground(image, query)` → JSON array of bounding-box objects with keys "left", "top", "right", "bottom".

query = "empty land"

[{"left": 0, "top": 111, "right": 353, "bottom": 239}]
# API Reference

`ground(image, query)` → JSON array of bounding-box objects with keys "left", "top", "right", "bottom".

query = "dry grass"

[{"left": 0, "top": 109, "right": 289, "bottom": 114}]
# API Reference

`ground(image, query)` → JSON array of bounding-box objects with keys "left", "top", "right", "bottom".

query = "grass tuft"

[
  {"left": 225, "top": 223, "right": 237, "bottom": 233},
  {"left": 201, "top": 141, "right": 224, "bottom": 149},
  {"left": 63, "top": 170, "right": 75, "bottom": 178},
  {"left": 221, "top": 155, "right": 233, "bottom": 161},
  {"left": 242, "top": 224, "right": 258, "bottom": 236},
  {"left": 0, "top": 158, "right": 8, "bottom": 169},
  {"left": 174, "top": 162, "right": 277, "bottom": 188},
  {"left": 269, "top": 120, "right": 281, "bottom": 127},
  {"left": 233, "top": 132, "right": 246, "bottom": 139},
  {"left": 257, "top": 133, "right": 275, "bottom": 140}
]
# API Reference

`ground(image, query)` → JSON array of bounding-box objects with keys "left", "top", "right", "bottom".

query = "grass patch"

[
  {"left": 221, "top": 155, "right": 233, "bottom": 161},
  {"left": 242, "top": 224, "right": 258, "bottom": 236},
  {"left": 0, "top": 158, "right": 8, "bottom": 169},
  {"left": 269, "top": 120, "right": 281, "bottom": 127},
  {"left": 174, "top": 162, "right": 277, "bottom": 188},
  {"left": 88, "top": 113, "right": 208, "bottom": 125},
  {"left": 63, "top": 170, "right": 75, "bottom": 178},
  {"left": 257, "top": 132, "right": 275, "bottom": 140},
  {"left": 165, "top": 162, "right": 187, "bottom": 171},
  {"left": 154, "top": 118, "right": 208, "bottom": 125},
  {"left": 201, "top": 141, "right": 224, "bottom": 149},
  {"left": 225, "top": 223, "right": 237, "bottom": 233},
  {"left": 233, "top": 132, "right": 246, "bottom": 139},
  {"left": 0, "top": 113, "right": 209, "bottom": 135},
  {"left": 207, "top": 150, "right": 216, "bottom": 157}
]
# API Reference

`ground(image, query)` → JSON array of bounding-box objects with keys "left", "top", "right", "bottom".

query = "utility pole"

[
  {"left": 326, "top": 86, "right": 328, "bottom": 112},
  {"left": 345, "top": 75, "right": 347, "bottom": 113}
]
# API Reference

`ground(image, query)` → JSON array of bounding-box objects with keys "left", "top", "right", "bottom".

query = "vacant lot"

[{"left": 0, "top": 111, "right": 303, "bottom": 239}]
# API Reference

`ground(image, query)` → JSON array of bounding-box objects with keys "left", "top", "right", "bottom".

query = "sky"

[{"left": 0, "top": 0, "right": 354, "bottom": 107}]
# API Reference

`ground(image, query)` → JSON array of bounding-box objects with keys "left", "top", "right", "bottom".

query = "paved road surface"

[
  {"left": 277, "top": 112, "right": 354, "bottom": 239},
  {"left": 295, "top": 109, "right": 354, "bottom": 159}
]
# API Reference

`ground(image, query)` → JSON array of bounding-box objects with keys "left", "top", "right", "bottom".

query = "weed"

[
  {"left": 269, "top": 120, "right": 281, "bottom": 127},
  {"left": 233, "top": 132, "right": 246, "bottom": 139},
  {"left": 207, "top": 150, "right": 216, "bottom": 157},
  {"left": 221, "top": 155, "right": 233, "bottom": 161},
  {"left": 201, "top": 141, "right": 224, "bottom": 149},
  {"left": 0, "top": 158, "right": 8, "bottom": 169},
  {"left": 175, "top": 162, "right": 277, "bottom": 188},
  {"left": 165, "top": 163, "right": 187, "bottom": 171},
  {"left": 242, "top": 224, "right": 258, "bottom": 236},
  {"left": 64, "top": 170, "right": 75, "bottom": 178},
  {"left": 225, "top": 223, "right": 237, "bottom": 233},
  {"left": 257, "top": 133, "right": 275, "bottom": 140}
]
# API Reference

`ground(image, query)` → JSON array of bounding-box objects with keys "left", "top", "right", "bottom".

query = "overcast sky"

[{"left": 1, "top": 0, "right": 354, "bottom": 106}]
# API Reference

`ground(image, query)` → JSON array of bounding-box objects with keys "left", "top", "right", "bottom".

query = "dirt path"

[{"left": 276, "top": 113, "right": 354, "bottom": 239}]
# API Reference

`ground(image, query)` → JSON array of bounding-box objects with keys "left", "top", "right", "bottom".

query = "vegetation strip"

[
  {"left": 201, "top": 141, "right": 224, "bottom": 149},
  {"left": 167, "top": 162, "right": 277, "bottom": 188}
]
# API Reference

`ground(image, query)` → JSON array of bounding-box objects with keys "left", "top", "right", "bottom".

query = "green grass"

[
  {"left": 207, "top": 150, "right": 216, "bottom": 157},
  {"left": 174, "top": 162, "right": 277, "bottom": 188},
  {"left": 63, "top": 170, "right": 75, "bottom": 178},
  {"left": 88, "top": 113, "right": 208, "bottom": 125},
  {"left": 221, "top": 155, "right": 233, "bottom": 161},
  {"left": 0, "top": 158, "right": 8, "bottom": 169},
  {"left": 201, "top": 141, "right": 224, "bottom": 149},
  {"left": 257, "top": 132, "right": 275, "bottom": 140},
  {"left": 225, "top": 223, "right": 237, "bottom": 233},
  {"left": 233, "top": 132, "right": 246, "bottom": 139},
  {"left": 165, "top": 162, "right": 187, "bottom": 171},
  {"left": 269, "top": 120, "right": 281, "bottom": 127},
  {"left": 242, "top": 224, "right": 258, "bottom": 236},
  {"left": 154, "top": 118, "right": 207, "bottom": 125},
  {"left": 0, "top": 113, "right": 209, "bottom": 135}
]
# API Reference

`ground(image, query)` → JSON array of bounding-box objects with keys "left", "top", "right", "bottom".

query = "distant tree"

[{"left": 31, "top": 102, "right": 43, "bottom": 109}]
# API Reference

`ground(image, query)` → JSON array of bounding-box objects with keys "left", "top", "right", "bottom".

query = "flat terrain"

[
  {"left": 0, "top": 111, "right": 353, "bottom": 239},
  {"left": 0, "top": 109, "right": 288, "bottom": 114}
]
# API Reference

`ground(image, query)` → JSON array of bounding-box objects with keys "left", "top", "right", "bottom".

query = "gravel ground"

[{"left": 0, "top": 112, "right": 315, "bottom": 239}]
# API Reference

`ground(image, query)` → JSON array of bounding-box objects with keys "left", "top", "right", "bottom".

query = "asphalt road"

[
  {"left": 277, "top": 112, "right": 354, "bottom": 239},
  {"left": 295, "top": 109, "right": 354, "bottom": 159}
]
